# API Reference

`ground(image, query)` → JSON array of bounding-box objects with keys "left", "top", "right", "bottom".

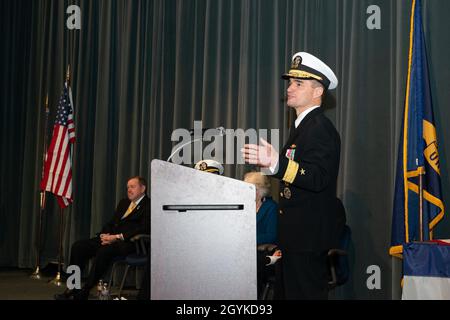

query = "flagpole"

[
  {"left": 49, "top": 66, "right": 72, "bottom": 287},
  {"left": 65, "top": 63, "right": 73, "bottom": 278},
  {"left": 49, "top": 207, "right": 64, "bottom": 286},
  {"left": 418, "top": 166, "right": 425, "bottom": 241},
  {"left": 31, "top": 94, "right": 50, "bottom": 280}
]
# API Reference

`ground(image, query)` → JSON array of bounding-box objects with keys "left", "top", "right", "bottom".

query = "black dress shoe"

[
  {"left": 54, "top": 288, "right": 80, "bottom": 300},
  {"left": 73, "top": 287, "right": 90, "bottom": 300}
]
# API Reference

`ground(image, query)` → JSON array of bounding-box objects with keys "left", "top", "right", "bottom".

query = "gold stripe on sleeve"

[{"left": 282, "top": 160, "right": 299, "bottom": 184}]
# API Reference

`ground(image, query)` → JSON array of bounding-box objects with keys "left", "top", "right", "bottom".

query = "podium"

[{"left": 150, "top": 159, "right": 257, "bottom": 300}]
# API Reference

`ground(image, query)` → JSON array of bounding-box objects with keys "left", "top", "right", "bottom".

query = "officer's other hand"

[{"left": 242, "top": 138, "right": 278, "bottom": 168}]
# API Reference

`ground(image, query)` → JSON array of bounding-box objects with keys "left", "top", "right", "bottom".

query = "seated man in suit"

[{"left": 55, "top": 176, "right": 150, "bottom": 300}]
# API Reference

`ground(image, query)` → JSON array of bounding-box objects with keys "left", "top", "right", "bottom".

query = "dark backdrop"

[{"left": 1, "top": 0, "right": 450, "bottom": 299}]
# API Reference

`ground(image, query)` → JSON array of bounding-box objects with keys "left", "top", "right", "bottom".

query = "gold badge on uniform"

[{"left": 283, "top": 187, "right": 292, "bottom": 199}]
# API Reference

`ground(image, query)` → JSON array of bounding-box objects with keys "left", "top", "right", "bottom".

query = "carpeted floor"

[{"left": 0, "top": 267, "right": 138, "bottom": 300}]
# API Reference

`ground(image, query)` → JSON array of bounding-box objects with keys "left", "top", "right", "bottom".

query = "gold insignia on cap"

[
  {"left": 300, "top": 168, "right": 306, "bottom": 175},
  {"left": 287, "top": 70, "right": 323, "bottom": 81},
  {"left": 292, "top": 56, "right": 302, "bottom": 69},
  {"left": 199, "top": 162, "right": 208, "bottom": 171}
]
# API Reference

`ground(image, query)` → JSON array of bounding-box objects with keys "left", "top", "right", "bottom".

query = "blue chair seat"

[{"left": 125, "top": 254, "right": 148, "bottom": 266}]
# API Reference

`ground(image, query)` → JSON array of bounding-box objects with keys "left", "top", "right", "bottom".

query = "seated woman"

[
  {"left": 243, "top": 171, "right": 278, "bottom": 245},
  {"left": 243, "top": 171, "right": 279, "bottom": 298}
]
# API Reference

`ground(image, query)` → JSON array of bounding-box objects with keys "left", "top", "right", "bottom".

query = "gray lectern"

[{"left": 150, "top": 159, "right": 257, "bottom": 300}]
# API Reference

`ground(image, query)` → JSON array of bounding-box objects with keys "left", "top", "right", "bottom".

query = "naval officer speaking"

[{"left": 242, "top": 52, "right": 344, "bottom": 299}]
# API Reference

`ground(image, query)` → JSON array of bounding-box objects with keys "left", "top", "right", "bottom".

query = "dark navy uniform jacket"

[{"left": 273, "top": 107, "right": 343, "bottom": 252}]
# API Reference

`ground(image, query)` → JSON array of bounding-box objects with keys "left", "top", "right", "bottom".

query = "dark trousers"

[
  {"left": 257, "top": 250, "right": 275, "bottom": 299},
  {"left": 274, "top": 250, "right": 329, "bottom": 300},
  {"left": 70, "top": 237, "right": 135, "bottom": 289}
]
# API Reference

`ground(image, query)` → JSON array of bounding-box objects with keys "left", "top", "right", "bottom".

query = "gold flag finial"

[
  {"left": 45, "top": 94, "right": 49, "bottom": 112},
  {"left": 66, "top": 65, "right": 71, "bottom": 84}
]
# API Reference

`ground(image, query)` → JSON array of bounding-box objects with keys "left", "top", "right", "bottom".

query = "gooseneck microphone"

[
  {"left": 188, "top": 126, "right": 226, "bottom": 136},
  {"left": 167, "top": 127, "right": 226, "bottom": 162}
]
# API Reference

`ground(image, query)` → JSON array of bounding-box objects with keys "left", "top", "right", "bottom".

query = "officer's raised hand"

[{"left": 242, "top": 138, "right": 279, "bottom": 168}]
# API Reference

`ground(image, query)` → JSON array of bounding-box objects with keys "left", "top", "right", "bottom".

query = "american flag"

[{"left": 40, "top": 82, "right": 76, "bottom": 208}]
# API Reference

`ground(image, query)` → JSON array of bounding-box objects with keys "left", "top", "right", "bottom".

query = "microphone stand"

[
  {"left": 167, "top": 127, "right": 226, "bottom": 163},
  {"left": 167, "top": 137, "right": 204, "bottom": 163}
]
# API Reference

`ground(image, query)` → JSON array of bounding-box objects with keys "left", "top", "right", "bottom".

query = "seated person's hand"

[
  {"left": 100, "top": 233, "right": 120, "bottom": 245},
  {"left": 266, "top": 249, "right": 282, "bottom": 266},
  {"left": 99, "top": 233, "right": 109, "bottom": 243}
]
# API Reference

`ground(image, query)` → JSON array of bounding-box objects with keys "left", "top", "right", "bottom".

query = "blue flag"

[{"left": 390, "top": 0, "right": 445, "bottom": 257}]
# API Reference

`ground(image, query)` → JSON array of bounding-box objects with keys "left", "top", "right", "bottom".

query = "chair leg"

[
  {"left": 135, "top": 266, "right": 144, "bottom": 290},
  {"left": 261, "top": 282, "right": 270, "bottom": 300},
  {"left": 108, "top": 264, "right": 115, "bottom": 293},
  {"left": 118, "top": 265, "right": 130, "bottom": 298}
]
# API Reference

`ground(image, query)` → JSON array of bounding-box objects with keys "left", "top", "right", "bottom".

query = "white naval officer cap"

[
  {"left": 282, "top": 52, "right": 338, "bottom": 90},
  {"left": 194, "top": 159, "right": 224, "bottom": 175}
]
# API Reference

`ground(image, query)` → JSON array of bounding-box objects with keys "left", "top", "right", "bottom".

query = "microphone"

[
  {"left": 167, "top": 127, "right": 226, "bottom": 162},
  {"left": 188, "top": 126, "right": 226, "bottom": 137}
]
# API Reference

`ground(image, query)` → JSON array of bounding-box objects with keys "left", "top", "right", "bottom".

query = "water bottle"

[
  {"left": 101, "top": 282, "right": 110, "bottom": 300},
  {"left": 97, "top": 280, "right": 103, "bottom": 299}
]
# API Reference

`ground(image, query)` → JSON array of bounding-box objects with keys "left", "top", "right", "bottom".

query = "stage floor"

[{"left": 0, "top": 268, "right": 137, "bottom": 300}]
